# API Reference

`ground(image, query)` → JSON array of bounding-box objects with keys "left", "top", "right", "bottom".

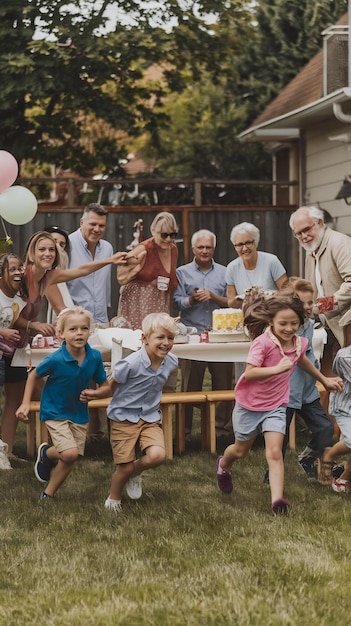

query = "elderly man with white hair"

[
  {"left": 174, "top": 229, "right": 233, "bottom": 444},
  {"left": 289, "top": 205, "right": 351, "bottom": 372}
]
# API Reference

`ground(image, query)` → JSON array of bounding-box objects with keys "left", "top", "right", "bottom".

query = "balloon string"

[{"left": 0, "top": 217, "right": 9, "bottom": 240}]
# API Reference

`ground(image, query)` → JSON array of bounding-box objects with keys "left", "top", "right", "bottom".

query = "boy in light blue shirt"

[{"left": 81, "top": 312, "right": 178, "bottom": 512}]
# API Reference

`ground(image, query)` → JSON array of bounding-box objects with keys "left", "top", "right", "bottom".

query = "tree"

[
  {"left": 0, "top": 1, "right": 168, "bottom": 172},
  {"left": 239, "top": 0, "right": 348, "bottom": 121},
  {"left": 137, "top": 1, "right": 271, "bottom": 186},
  {"left": 141, "top": 73, "right": 270, "bottom": 184}
]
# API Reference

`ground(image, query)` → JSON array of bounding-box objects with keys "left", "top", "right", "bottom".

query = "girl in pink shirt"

[{"left": 216, "top": 295, "right": 343, "bottom": 514}]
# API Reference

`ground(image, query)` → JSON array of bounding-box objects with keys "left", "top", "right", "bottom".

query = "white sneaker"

[
  {"left": 104, "top": 497, "right": 122, "bottom": 512},
  {"left": 0, "top": 440, "right": 12, "bottom": 470},
  {"left": 126, "top": 475, "right": 142, "bottom": 500}
]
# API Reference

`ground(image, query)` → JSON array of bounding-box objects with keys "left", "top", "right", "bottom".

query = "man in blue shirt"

[
  {"left": 174, "top": 229, "right": 233, "bottom": 442},
  {"left": 68, "top": 203, "right": 113, "bottom": 324},
  {"left": 68, "top": 203, "right": 113, "bottom": 438}
]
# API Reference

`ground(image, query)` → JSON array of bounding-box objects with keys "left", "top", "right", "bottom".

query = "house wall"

[{"left": 304, "top": 118, "right": 351, "bottom": 234}]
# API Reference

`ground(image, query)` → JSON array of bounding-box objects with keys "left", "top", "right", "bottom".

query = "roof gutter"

[{"left": 239, "top": 88, "right": 351, "bottom": 142}]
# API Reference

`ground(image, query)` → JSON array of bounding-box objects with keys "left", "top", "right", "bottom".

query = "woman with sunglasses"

[
  {"left": 226, "top": 222, "right": 287, "bottom": 309},
  {"left": 117, "top": 211, "right": 179, "bottom": 330}
]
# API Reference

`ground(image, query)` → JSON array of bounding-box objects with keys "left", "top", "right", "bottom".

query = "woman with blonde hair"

[{"left": 117, "top": 212, "right": 179, "bottom": 330}]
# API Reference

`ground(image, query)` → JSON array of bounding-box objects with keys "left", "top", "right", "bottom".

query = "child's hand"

[
  {"left": 80, "top": 389, "right": 94, "bottom": 403},
  {"left": 323, "top": 376, "right": 343, "bottom": 392},
  {"left": 16, "top": 404, "right": 29, "bottom": 423},
  {"left": 275, "top": 356, "right": 294, "bottom": 373}
]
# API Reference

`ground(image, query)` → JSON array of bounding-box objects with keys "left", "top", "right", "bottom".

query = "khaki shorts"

[
  {"left": 110, "top": 419, "right": 165, "bottom": 465},
  {"left": 46, "top": 420, "right": 88, "bottom": 455}
]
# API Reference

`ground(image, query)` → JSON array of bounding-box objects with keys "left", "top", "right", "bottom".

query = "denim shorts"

[{"left": 233, "top": 403, "right": 287, "bottom": 441}]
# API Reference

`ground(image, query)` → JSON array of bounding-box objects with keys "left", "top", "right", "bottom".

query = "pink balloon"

[{"left": 0, "top": 151, "right": 19, "bottom": 193}]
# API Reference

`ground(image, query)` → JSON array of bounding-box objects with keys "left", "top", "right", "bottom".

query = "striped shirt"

[{"left": 329, "top": 346, "right": 351, "bottom": 415}]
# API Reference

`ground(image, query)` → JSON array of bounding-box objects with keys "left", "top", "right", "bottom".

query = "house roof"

[{"left": 240, "top": 13, "right": 351, "bottom": 142}]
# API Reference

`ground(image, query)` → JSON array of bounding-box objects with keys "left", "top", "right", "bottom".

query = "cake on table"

[
  {"left": 209, "top": 308, "right": 247, "bottom": 342},
  {"left": 212, "top": 308, "right": 243, "bottom": 331}
]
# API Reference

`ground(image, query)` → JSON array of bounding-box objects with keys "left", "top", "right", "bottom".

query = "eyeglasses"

[
  {"left": 293, "top": 224, "right": 316, "bottom": 239},
  {"left": 233, "top": 240, "right": 255, "bottom": 250},
  {"left": 159, "top": 232, "right": 178, "bottom": 240},
  {"left": 195, "top": 246, "right": 214, "bottom": 251}
]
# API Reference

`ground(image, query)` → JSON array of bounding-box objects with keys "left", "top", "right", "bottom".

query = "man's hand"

[
  {"left": 193, "top": 288, "right": 212, "bottom": 302},
  {"left": 111, "top": 251, "right": 128, "bottom": 265},
  {"left": 125, "top": 250, "right": 147, "bottom": 266}
]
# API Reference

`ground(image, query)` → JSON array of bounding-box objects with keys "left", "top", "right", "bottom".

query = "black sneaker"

[
  {"left": 299, "top": 456, "right": 318, "bottom": 480},
  {"left": 332, "top": 464, "right": 345, "bottom": 479},
  {"left": 34, "top": 443, "right": 52, "bottom": 484}
]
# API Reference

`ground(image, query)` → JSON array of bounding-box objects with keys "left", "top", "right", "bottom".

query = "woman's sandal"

[{"left": 317, "top": 458, "right": 335, "bottom": 485}]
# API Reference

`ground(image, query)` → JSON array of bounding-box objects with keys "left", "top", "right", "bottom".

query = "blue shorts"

[
  {"left": 333, "top": 410, "right": 351, "bottom": 449},
  {"left": 233, "top": 403, "right": 286, "bottom": 441}
]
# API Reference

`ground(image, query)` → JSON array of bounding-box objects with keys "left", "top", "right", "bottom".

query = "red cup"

[{"left": 316, "top": 296, "right": 334, "bottom": 313}]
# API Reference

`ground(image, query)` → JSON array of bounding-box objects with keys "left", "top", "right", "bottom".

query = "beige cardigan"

[{"left": 305, "top": 226, "right": 351, "bottom": 345}]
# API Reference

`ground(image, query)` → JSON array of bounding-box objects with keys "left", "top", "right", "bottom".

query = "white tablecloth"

[
  {"left": 11, "top": 326, "right": 327, "bottom": 368},
  {"left": 172, "top": 341, "right": 251, "bottom": 362}
]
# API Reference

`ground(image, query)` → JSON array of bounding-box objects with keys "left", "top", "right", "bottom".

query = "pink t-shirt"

[{"left": 235, "top": 332, "right": 308, "bottom": 411}]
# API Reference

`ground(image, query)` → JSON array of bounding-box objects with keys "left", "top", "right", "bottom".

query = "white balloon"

[{"left": 0, "top": 186, "right": 38, "bottom": 225}]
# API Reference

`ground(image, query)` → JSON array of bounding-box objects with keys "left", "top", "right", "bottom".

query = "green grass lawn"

[{"left": 1, "top": 417, "right": 351, "bottom": 626}]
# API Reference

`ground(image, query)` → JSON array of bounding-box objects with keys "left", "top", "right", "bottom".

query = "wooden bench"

[{"left": 26, "top": 391, "right": 210, "bottom": 460}]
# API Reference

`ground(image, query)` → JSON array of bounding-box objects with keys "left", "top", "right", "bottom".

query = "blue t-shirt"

[
  {"left": 288, "top": 319, "right": 320, "bottom": 409},
  {"left": 226, "top": 251, "right": 286, "bottom": 294},
  {"left": 107, "top": 345, "right": 178, "bottom": 424},
  {"left": 36, "top": 341, "right": 106, "bottom": 423}
]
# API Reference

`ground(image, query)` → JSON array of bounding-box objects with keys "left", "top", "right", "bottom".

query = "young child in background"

[
  {"left": 0, "top": 253, "right": 27, "bottom": 467},
  {"left": 318, "top": 310, "right": 351, "bottom": 491},
  {"left": 81, "top": 312, "right": 178, "bottom": 512},
  {"left": 16, "top": 306, "right": 109, "bottom": 500},
  {"left": 280, "top": 278, "right": 334, "bottom": 481},
  {"left": 216, "top": 295, "right": 343, "bottom": 515}
]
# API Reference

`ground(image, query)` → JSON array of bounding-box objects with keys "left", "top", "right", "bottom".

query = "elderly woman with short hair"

[{"left": 226, "top": 222, "right": 287, "bottom": 309}]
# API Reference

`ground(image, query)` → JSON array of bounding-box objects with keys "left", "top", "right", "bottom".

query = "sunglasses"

[{"left": 159, "top": 232, "right": 178, "bottom": 240}]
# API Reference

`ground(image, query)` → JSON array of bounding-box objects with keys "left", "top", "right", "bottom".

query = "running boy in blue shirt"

[
  {"left": 16, "top": 306, "right": 109, "bottom": 500},
  {"left": 81, "top": 312, "right": 178, "bottom": 512}
]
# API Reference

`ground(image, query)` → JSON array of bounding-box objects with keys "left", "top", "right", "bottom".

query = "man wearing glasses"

[
  {"left": 174, "top": 229, "right": 233, "bottom": 443},
  {"left": 289, "top": 205, "right": 351, "bottom": 373}
]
